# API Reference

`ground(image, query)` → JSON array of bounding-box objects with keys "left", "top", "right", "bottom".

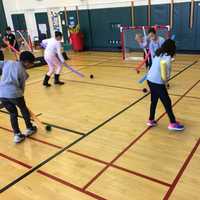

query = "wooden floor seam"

[
  {"left": 0, "top": 79, "right": 198, "bottom": 198},
  {"left": 0, "top": 54, "right": 199, "bottom": 199}
]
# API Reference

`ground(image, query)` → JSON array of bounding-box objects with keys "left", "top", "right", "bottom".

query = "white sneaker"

[
  {"left": 14, "top": 133, "right": 25, "bottom": 144},
  {"left": 24, "top": 126, "right": 37, "bottom": 137}
]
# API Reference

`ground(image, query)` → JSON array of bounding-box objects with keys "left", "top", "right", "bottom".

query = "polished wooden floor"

[{"left": 0, "top": 50, "right": 200, "bottom": 200}]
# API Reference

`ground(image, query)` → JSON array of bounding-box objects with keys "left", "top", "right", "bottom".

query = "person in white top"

[{"left": 42, "top": 31, "right": 65, "bottom": 87}]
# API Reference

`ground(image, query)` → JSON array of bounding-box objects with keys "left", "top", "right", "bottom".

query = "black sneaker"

[
  {"left": 54, "top": 81, "right": 65, "bottom": 85},
  {"left": 43, "top": 83, "right": 51, "bottom": 87}
]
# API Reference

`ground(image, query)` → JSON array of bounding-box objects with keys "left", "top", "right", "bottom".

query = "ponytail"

[{"left": 155, "top": 39, "right": 176, "bottom": 57}]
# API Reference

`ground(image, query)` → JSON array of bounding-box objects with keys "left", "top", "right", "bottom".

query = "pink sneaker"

[
  {"left": 147, "top": 120, "right": 157, "bottom": 127},
  {"left": 168, "top": 122, "right": 184, "bottom": 131}
]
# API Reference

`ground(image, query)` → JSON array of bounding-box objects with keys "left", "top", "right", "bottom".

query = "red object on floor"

[{"left": 70, "top": 32, "right": 84, "bottom": 51}]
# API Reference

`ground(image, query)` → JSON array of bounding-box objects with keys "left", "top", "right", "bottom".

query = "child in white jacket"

[{"left": 42, "top": 31, "right": 65, "bottom": 87}]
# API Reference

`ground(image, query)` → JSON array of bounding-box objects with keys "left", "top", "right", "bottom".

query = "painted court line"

[
  {"left": 37, "top": 170, "right": 108, "bottom": 200},
  {"left": 68, "top": 150, "right": 171, "bottom": 187},
  {"left": 169, "top": 60, "right": 198, "bottom": 81},
  {"left": 111, "top": 164, "right": 171, "bottom": 187},
  {"left": 0, "top": 126, "right": 64, "bottom": 149},
  {"left": 0, "top": 61, "right": 198, "bottom": 195},
  {"left": 85, "top": 59, "right": 199, "bottom": 135},
  {"left": 0, "top": 125, "right": 172, "bottom": 187},
  {"left": 0, "top": 153, "right": 32, "bottom": 169},
  {"left": 86, "top": 93, "right": 149, "bottom": 135},
  {"left": 170, "top": 93, "right": 200, "bottom": 101},
  {"left": 26, "top": 66, "right": 89, "bottom": 86},
  {"left": 0, "top": 152, "right": 107, "bottom": 200},
  {"left": 42, "top": 122, "right": 85, "bottom": 136},
  {"left": 64, "top": 79, "right": 143, "bottom": 92},
  {"left": 0, "top": 109, "right": 85, "bottom": 136},
  {"left": 82, "top": 80, "right": 200, "bottom": 191},
  {"left": 163, "top": 138, "right": 200, "bottom": 200},
  {"left": 22, "top": 59, "right": 199, "bottom": 137}
]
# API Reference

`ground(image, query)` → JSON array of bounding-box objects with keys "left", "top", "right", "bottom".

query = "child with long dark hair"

[{"left": 146, "top": 39, "right": 184, "bottom": 131}]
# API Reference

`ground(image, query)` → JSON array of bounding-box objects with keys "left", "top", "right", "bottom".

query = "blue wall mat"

[
  {"left": 35, "top": 12, "right": 51, "bottom": 41},
  {"left": 0, "top": 0, "right": 7, "bottom": 33},
  {"left": 173, "top": 2, "right": 196, "bottom": 50},
  {"left": 89, "top": 7, "right": 131, "bottom": 50},
  {"left": 79, "top": 10, "right": 93, "bottom": 50},
  {"left": 151, "top": 4, "right": 169, "bottom": 25},
  {"left": 62, "top": 2, "right": 199, "bottom": 51},
  {"left": 135, "top": 6, "right": 148, "bottom": 26},
  {"left": 60, "top": 11, "right": 69, "bottom": 43},
  {"left": 194, "top": 2, "right": 200, "bottom": 50},
  {"left": 11, "top": 14, "right": 27, "bottom": 31}
]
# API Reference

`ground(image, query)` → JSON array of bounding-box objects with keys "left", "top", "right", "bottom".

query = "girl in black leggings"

[{"left": 146, "top": 39, "right": 184, "bottom": 131}]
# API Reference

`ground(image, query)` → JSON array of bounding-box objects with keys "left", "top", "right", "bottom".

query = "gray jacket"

[{"left": 0, "top": 61, "right": 29, "bottom": 99}]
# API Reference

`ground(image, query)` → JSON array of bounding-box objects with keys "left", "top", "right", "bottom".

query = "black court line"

[
  {"left": 0, "top": 93, "right": 149, "bottom": 194},
  {"left": 169, "top": 60, "right": 198, "bottom": 81},
  {"left": 170, "top": 93, "right": 200, "bottom": 101},
  {"left": 85, "top": 59, "right": 199, "bottom": 135},
  {"left": 64, "top": 79, "right": 142, "bottom": 92},
  {"left": 64, "top": 61, "right": 199, "bottom": 94},
  {"left": 96, "top": 66, "right": 188, "bottom": 75},
  {"left": 0, "top": 110, "right": 42, "bottom": 118},
  {"left": 0, "top": 58, "right": 198, "bottom": 194},
  {"left": 82, "top": 79, "right": 200, "bottom": 191},
  {"left": 42, "top": 122, "right": 85, "bottom": 136},
  {"left": 0, "top": 110, "right": 85, "bottom": 136},
  {"left": 86, "top": 93, "right": 149, "bottom": 134},
  {"left": 163, "top": 138, "right": 200, "bottom": 200},
  {"left": 26, "top": 66, "right": 90, "bottom": 85},
  {"left": 98, "top": 65, "right": 136, "bottom": 69}
]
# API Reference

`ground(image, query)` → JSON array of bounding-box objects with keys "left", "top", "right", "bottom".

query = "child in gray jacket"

[{"left": 0, "top": 51, "right": 37, "bottom": 143}]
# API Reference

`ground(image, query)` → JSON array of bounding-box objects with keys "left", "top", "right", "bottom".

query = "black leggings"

[
  {"left": 0, "top": 50, "right": 4, "bottom": 61},
  {"left": 144, "top": 49, "right": 152, "bottom": 70},
  {"left": 0, "top": 97, "right": 33, "bottom": 134},
  {"left": 147, "top": 81, "right": 176, "bottom": 123}
]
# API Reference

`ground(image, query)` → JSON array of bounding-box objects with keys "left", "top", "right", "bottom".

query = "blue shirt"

[
  {"left": 0, "top": 61, "right": 29, "bottom": 98},
  {"left": 147, "top": 54, "right": 171, "bottom": 85},
  {"left": 139, "top": 36, "right": 165, "bottom": 60},
  {"left": 149, "top": 37, "right": 165, "bottom": 60}
]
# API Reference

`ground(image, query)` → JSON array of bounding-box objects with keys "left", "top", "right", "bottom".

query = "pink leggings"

[{"left": 44, "top": 54, "right": 63, "bottom": 76}]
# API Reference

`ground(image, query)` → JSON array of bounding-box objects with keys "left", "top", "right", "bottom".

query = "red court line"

[
  {"left": 63, "top": 79, "right": 144, "bottom": 92},
  {"left": 0, "top": 152, "right": 107, "bottom": 200},
  {"left": 1, "top": 80, "right": 199, "bottom": 191},
  {"left": 37, "top": 170, "right": 107, "bottom": 200},
  {"left": 29, "top": 137, "right": 63, "bottom": 149},
  {"left": 0, "top": 126, "right": 63, "bottom": 149},
  {"left": 111, "top": 164, "right": 171, "bottom": 187},
  {"left": 82, "top": 127, "right": 152, "bottom": 190},
  {"left": 0, "top": 125, "right": 172, "bottom": 187},
  {"left": 82, "top": 80, "right": 200, "bottom": 190},
  {"left": 68, "top": 150, "right": 108, "bottom": 165},
  {"left": 0, "top": 123, "right": 172, "bottom": 188},
  {"left": 0, "top": 153, "right": 32, "bottom": 169},
  {"left": 163, "top": 138, "right": 200, "bottom": 200},
  {"left": 69, "top": 150, "right": 171, "bottom": 187}
]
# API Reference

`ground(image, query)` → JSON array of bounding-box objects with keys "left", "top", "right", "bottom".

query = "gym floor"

[{"left": 0, "top": 50, "right": 200, "bottom": 200}]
